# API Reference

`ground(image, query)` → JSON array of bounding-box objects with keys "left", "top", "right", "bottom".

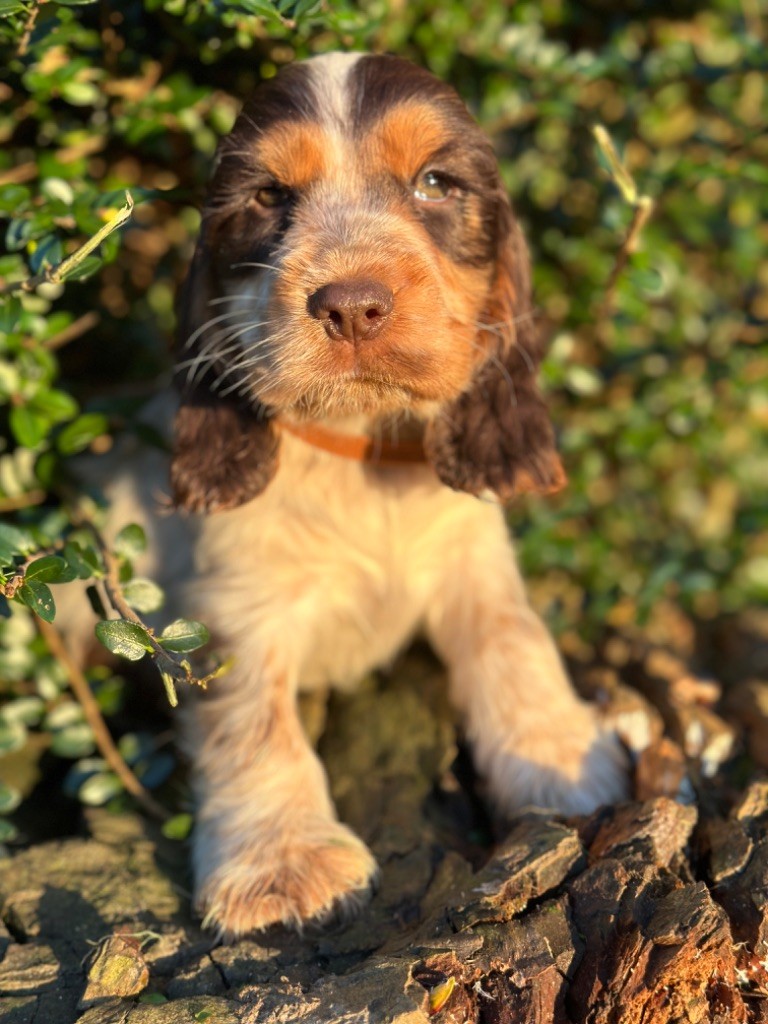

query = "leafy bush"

[{"left": 0, "top": 0, "right": 765, "bottom": 830}]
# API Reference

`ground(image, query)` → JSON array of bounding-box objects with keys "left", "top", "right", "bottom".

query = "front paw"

[
  {"left": 195, "top": 819, "right": 378, "bottom": 939},
  {"left": 481, "top": 708, "right": 630, "bottom": 817}
]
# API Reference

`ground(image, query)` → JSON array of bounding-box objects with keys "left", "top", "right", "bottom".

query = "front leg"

[
  {"left": 425, "top": 511, "right": 628, "bottom": 816},
  {"left": 187, "top": 655, "right": 377, "bottom": 938}
]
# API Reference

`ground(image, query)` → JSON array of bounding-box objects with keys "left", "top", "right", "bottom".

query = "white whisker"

[
  {"left": 230, "top": 262, "right": 280, "bottom": 273},
  {"left": 182, "top": 309, "right": 250, "bottom": 352}
]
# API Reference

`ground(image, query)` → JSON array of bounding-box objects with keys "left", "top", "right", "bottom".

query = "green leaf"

[
  {"left": 25, "top": 555, "right": 77, "bottom": 584},
  {"left": 232, "top": 0, "right": 280, "bottom": 16},
  {"left": 0, "top": 2, "right": 27, "bottom": 19},
  {"left": 113, "top": 524, "right": 147, "bottom": 559},
  {"left": 0, "top": 783, "right": 21, "bottom": 814},
  {"left": 45, "top": 700, "right": 83, "bottom": 731},
  {"left": 18, "top": 580, "right": 56, "bottom": 622},
  {"left": 0, "top": 523, "right": 36, "bottom": 563},
  {"left": 158, "top": 619, "right": 210, "bottom": 654},
  {"left": 57, "top": 412, "right": 108, "bottom": 454},
  {"left": 117, "top": 732, "right": 151, "bottom": 765},
  {"left": 31, "top": 388, "right": 78, "bottom": 423},
  {"left": 92, "top": 673, "right": 125, "bottom": 715},
  {"left": 10, "top": 405, "right": 50, "bottom": 448},
  {"left": 5, "top": 217, "right": 34, "bottom": 252},
  {"left": 78, "top": 772, "right": 122, "bottom": 806},
  {"left": 28, "top": 235, "right": 63, "bottom": 275},
  {"left": 121, "top": 577, "right": 164, "bottom": 613},
  {"left": 0, "top": 184, "right": 31, "bottom": 213},
  {"left": 95, "top": 619, "right": 153, "bottom": 661},
  {"left": 1, "top": 696, "right": 44, "bottom": 726},
  {"left": 51, "top": 722, "right": 96, "bottom": 759},
  {"left": 0, "top": 719, "right": 26, "bottom": 755},
  {"left": 161, "top": 812, "right": 193, "bottom": 841},
  {"left": 0, "top": 820, "right": 18, "bottom": 843},
  {"left": 58, "top": 254, "right": 102, "bottom": 282},
  {"left": 0, "top": 295, "right": 22, "bottom": 334},
  {"left": 160, "top": 670, "right": 178, "bottom": 708},
  {"left": 40, "top": 178, "right": 74, "bottom": 205},
  {"left": 63, "top": 541, "right": 102, "bottom": 580}
]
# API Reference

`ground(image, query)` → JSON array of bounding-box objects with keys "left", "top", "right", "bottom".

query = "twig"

[
  {"left": 596, "top": 196, "right": 654, "bottom": 322},
  {"left": 0, "top": 545, "right": 60, "bottom": 598},
  {"left": 0, "top": 163, "right": 37, "bottom": 187},
  {"left": 0, "top": 489, "right": 46, "bottom": 513},
  {"left": 40, "top": 311, "right": 100, "bottom": 350},
  {"left": 17, "top": 1, "right": 40, "bottom": 58},
  {"left": 88, "top": 522, "right": 202, "bottom": 706},
  {"left": 592, "top": 124, "right": 655, "bottom": 323},
  {"left": 0, "top": 138, "right": 107, "bottom": 189},
  {"left": 36, "top": 617, "right": 168, "bottom": 822},
  {"left": 0, "top": 191, "right": 134, "bottom": 299},
  {"left": 740, "top": 0, "right": 763, "bottom": 38}
]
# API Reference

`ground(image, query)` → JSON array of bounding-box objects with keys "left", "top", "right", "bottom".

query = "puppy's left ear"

[
  {"left": 170, "top": 235, "right": 280, "bottom": 515},
  {"left": 425, "top": 199, "right": 566, "bottom": 502}
]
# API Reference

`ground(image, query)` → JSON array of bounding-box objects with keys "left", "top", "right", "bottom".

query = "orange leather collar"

[{"left": 277, "top": 419, "right": 426, "bottom": 466}]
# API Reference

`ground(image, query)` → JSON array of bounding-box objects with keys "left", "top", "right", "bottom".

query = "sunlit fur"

[{"left": 165, "top": 52, "right": 629, "bottom": 938}]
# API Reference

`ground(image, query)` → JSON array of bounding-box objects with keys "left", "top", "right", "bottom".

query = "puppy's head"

[{"left": 172, "top": 53, "right": 564, "bottom": 512}]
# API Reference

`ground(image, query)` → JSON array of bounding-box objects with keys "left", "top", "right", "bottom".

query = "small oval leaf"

[
  {"left": 121, "top": 577, "right": 164, "bottom": 613},
  {"left": 162, "top": 813, "right": 193, "bottom": 841},
  {"left": 95, "top": 619, "right": 153, "bottom": 661},
  {"left": 25, "top": 555, "right": 76, "bottom": 584},
  {"left": 57, "top": 413, "right": 109, "bottom": 455},
  {"left": 79, "top": 772, "right": 123, "bottom": 806},
  {"left": 0, "top": 782, "right": 21, "bottom": 814},
  {"left": 18, "top": 580, "right": 56, "bottom": 622},
  {"left": 158, "top": 619, "right": 210, "bottom": 654},
  {"left": 113, "top": 524, "right": 147, "bottom": 559},
  {"left": 0, "top": 718, "right": 27, "bottom": 755},
  {"left": 51, "top": 722, "right": 96, "bottom": 759}
]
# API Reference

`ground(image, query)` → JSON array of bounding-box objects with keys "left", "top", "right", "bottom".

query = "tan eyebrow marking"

[
  {"left": 257, "top": 122, "right": 332, "bottom": 188},
  {"left": 362, "top": 102, "right": 456, "bottom": 183}
]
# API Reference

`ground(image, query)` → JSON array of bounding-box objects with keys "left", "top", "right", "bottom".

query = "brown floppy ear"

[
  {"left": 170, "top": 236, "right": 280, "bottom": 514},
  {"left": 425, "top": 203, "right": 566, "bottom": 502}
]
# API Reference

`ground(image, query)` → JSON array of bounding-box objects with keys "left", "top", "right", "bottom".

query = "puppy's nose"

[{"left": 307, "top": 280, "right": 394, "bottom": 343}]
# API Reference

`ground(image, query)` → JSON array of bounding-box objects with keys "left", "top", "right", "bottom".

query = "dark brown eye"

[
  {"left": 255, "top": 185, "right": 292, "bottom": 208},
  {"left": 413, "top": 170, "right": 454, "bottom": 202}
]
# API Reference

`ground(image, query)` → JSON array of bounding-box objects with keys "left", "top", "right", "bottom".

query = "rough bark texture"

[{"left": 2, "top": 642, "right": 768, "bottom": 1024}]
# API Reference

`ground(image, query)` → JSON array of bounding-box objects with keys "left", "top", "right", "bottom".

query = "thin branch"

[
  {"left": 0, "top": 545, "right": 61, "bottom": 598},
  {"left": 40, "top": 311, "right": 100, "bottom": 350},
  {"left": 0, "top": 192, "right": 134, "bottom": 299},
  {"left": 592, "top": 124, "right": 655, "bottom": 324},
  {"left": 740, "top": 0, "right": 763, "bottom": 39},
  {"left": 0, "top": 489, "right": 46, "bottom": 514},
  {"left": 87, "top": 523, "right": 205, "bottom": 707},
  {"left": 0, "top": 163, "right": 37, "bottom": 188},
  {"left": 595, "top": 196, "right": 654, "bottom": 323},
  {"left": 36, "top": 617, "right": 169, "bottom": 822},
  {"left": 16, "top": 1, "right": 40, "bottom": 58}
]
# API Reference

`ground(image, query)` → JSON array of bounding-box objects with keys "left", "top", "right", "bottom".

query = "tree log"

[{"left": 1, "top": 649, "right": 766, "bottom": 1023}]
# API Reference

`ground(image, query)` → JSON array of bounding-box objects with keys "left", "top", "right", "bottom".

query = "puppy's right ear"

[{"left": 170, "top": 237, "right": 280, "bottom": 514}]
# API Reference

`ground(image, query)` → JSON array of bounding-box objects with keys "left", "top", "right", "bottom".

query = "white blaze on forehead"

[{"left": 305, "top": 52, "right": 363, "bottom": 130}]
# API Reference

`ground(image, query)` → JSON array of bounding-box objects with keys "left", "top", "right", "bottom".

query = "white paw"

[
  {"left": 478, "top": 708, "right": 630, "bottom": 817},
  {"left": 195, "top": 818, "right": 378, "bottom": 939}
]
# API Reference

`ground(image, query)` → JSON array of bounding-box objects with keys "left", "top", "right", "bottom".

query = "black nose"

[{"left": 307, "top": 279, "right": 394, "bottom": 343}]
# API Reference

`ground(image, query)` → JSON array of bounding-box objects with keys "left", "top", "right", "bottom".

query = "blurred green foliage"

[{"left": 0, "top": 0, "right": 766, "bottom": 828}]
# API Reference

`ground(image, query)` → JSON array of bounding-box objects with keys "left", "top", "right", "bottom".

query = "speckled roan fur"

[{"left": 165, "top": 52, "right": 627, "bottom": 938}]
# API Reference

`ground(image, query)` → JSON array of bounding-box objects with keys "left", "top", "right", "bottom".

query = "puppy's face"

[
  {"left": 186, "top": 54, "right": 503, "bottom": 417},
  {"left": 173, "top": 54, "right": 565, "bottom": 512}
]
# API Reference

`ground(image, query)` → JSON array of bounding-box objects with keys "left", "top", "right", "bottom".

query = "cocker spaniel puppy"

[{"left": 171, "top": 52, "right": 627, "bottom": 938}]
